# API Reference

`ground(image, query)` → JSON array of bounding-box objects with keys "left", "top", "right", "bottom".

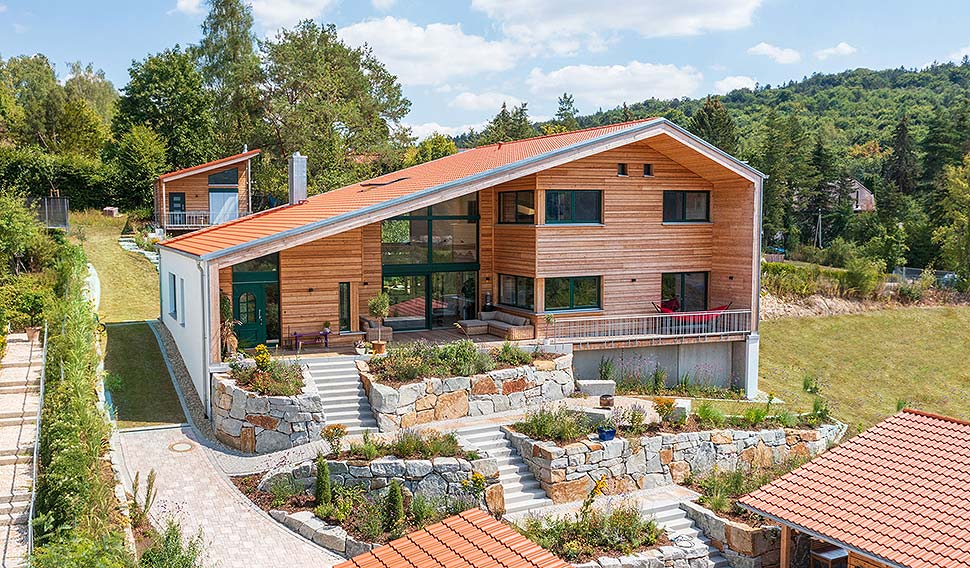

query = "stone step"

[
  {"left": 0, "top": 417, "right": 35, "bottom": 429},
  {"left": 312, "top": 378, "right": 365, "bottom": 388},
  {"left": 649, "top": 507, "right": 688, "bottom": 525},
  {"left": 498, "top": 462, "right": 532, "bottom": 475},
  {"left": 0, "top": 386, "right": 39, "bottom": 396},
  {"left": 500, "top": 478, "right": 543, "bottom": 493},
  {"left": 504, "top": 497, "right": 552, "bottom": 514}
]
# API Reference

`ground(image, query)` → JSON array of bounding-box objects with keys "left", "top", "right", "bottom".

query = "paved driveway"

[{"left": 116, "top": 426, "right": 343, "bottom": 568}]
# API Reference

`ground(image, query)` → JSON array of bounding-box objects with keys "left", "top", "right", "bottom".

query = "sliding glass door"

[
  {"left": 384, "top": 275, "right": 428, "bottom": 331},
  {"left": 383, "top": 272, "right": 477, "bottom": 331}
]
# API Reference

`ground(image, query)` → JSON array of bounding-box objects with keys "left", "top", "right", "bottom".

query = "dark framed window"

[
  {"left": 661, "top": 272, "right": 708, "bottom": 312},
  {"left": 208, "top": 168, "right": 238, "bottom": 185},
  {"left": 643, "top": 164, "right": 654, "bottom": 177},
  {"left": 338, "top": 282, "right": 351, "bottom": 332},
  {"left": 168, "top": 273, "right": 178, "bottom": 318},
  {"left": 233, "top": 253, "right": 279, "bottom": 276},
  {"left": 544, "top": 276, "right": 601, "bottom": 311},
  {"left": 617, "top": 163, "right": 628, "bottom": 176},
  {"left": 663, "top": 191, "right": 710, "bottom": 222},
  {"left": 382, "top": 195, "right": 479, "bottom": 268},
  {"left": 499, "top": 274, "right": 534, "bottom": 310},
  {"left": 498, "top": 191, "right": 535, "bottom": 224},
  {"left": 545, "top": 190, "right": 602, "bottom": 224}
]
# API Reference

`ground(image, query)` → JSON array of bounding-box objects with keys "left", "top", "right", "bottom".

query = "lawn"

[
  {"left": 104, "top": 322, "right": 186, "bottom": 429},
  {"left": 759, "top": 306, "right": 970, "bottom": 430},
  {"left": 72, "top": 210, "right": 158, "bottom": 323}
]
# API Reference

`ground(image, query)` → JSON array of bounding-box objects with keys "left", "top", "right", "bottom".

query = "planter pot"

[
  {"left": 372, "top": 341, "right": 387, "bottom": 355},
  {"left": 354, "top": 347, "right": 367, "bottom": 355},
  {"left": 599, "top": 394, "right": 614, "bottom": 408},
  {"left": 25, "top": 327, "right": 41, "bottom": 342},
  {"left": 596, "top": 426, "right": 616, "bottom": 441}
]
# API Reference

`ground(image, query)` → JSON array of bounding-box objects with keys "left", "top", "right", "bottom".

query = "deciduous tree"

[
  {"left": 403, "top": 133, "right": 457, "bottom": 168},
  {"left": 934, "top": 155, "right": 970, "bottom": 288},
  {"left": 113, "top": 124, "right": 168, "bottom": 210}
]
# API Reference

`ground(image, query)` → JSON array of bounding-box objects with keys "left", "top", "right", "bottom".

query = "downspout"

[
  {"left": 198, "top": 258, "right": 211, "bottom": 418},
  {"left": 247, "top": 157, "right": 252, "bottom": 216},
  {"left": 161, "top": 180, "right": 167, "bottom": 230}
]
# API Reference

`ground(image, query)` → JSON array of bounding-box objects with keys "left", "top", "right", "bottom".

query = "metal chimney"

[{"left": 288, "top": 152, "right": 308, "bottom": 204}]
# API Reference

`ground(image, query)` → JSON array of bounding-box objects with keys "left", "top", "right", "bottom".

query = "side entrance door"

[
  {"left": 233, "top": 283, "right": 266, "bottom": 347},
  {"left": 169, "top": 192, "right": 185, "bottom": 225}
]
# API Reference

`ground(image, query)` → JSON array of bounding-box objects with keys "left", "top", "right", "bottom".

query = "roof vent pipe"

[{"left": 288, "top": 152, "right": 308, "bottom": 204}]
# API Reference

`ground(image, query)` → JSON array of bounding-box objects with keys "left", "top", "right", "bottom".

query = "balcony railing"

[
  {"left": 166, "top": 210, "right": 210, "bottom": 227},
  {"left": 549, "top": 309, "right": 752, "bottom": 344}
]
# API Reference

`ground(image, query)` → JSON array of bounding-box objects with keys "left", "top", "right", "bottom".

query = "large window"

[
  {"left": 499, "top": 274, "right": 534, "bottom": 310},
  {"left": 382, "top": 196, "right": 479, "bottom": 267},
  {"left": 546, "top": 190, "right": 602, "bottom": 224},
  {"left": 498, "top": 191, "right": 535, "bottom": 224},
  {"left": 663, "top": 191, "right": 710, "bottom": 222},
  {"left": 544, "top": 276, "right": 600, "bottom": 311},
  {"left": 661, "top": 272, "right": 708, "bottom": 312}
]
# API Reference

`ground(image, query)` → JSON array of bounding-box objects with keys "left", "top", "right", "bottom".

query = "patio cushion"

[{"left": 480, "top": 311, "right": 527, "bottom": 326}]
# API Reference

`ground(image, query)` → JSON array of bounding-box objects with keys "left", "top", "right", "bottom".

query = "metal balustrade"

[
  {"left": 166, "top": 210, "right": 211, "bottom": 227},
  {"left": 550, "top": 309, "right": 752, "bottom": 344}
]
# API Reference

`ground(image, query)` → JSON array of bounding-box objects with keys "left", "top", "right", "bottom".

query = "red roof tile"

[
  {"left": 738, "top": 409, "right": 970, "bottom": 568},
  {"left": 159, "top": 120, "right": 666, "bottom": 258},
  {"left": 334, "top": 508, "right": 570, "bottom": 568},
  {"left": 158, "top": 149, "right": 261, "bottom": 182}
]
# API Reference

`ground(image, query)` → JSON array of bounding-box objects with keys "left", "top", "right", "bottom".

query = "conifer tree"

[
  {"left": 554, "top": 93, "right": 579, "bottom": 131},
  {"left": 687, "top": 96, "right": 739, "bottom": 155},
  {"left": 884, "top": 115, "right": 918, "bottom": 195}
]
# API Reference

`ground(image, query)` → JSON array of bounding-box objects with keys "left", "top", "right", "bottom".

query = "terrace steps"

[
  {"left": 649, "top": 503, "right": 730, "bottom": 568},
  {"left": 305, "top": 357, "right": 378, "bottom": 436}
]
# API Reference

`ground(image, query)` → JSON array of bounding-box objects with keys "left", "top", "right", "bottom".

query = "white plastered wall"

[{"left": 158, "top": 248, "right": 210, "bottom": 410}]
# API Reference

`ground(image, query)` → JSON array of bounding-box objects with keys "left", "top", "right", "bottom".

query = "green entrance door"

[{"left": 234, "top": 283, "right": 266, "bottom": 347}]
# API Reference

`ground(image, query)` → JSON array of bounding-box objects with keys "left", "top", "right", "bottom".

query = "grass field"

[
  {"left": 759, "top": 306, "right": 970, "bottom": 430},
  {"left": 72, "top": 210, "right": 158, "bottom": 323},
  {"left": 104, "top": 322, "right": 186, "bottom": 428}
]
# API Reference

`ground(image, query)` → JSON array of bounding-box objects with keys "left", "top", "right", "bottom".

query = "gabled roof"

[
  {"left": 738, "top": 409, "right": 970, "bottom": 568},
  {"left": 158, "top": 149, "right": 261, "bottom": 183},
  {"left": 334, "top": 508, "right": 569, "bottom": 568},
  {"left": 159, "top": 118, "right": 765, "bottom": 260}
]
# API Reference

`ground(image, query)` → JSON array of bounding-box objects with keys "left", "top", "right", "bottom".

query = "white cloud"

[
  {"left": 406, "top": 121, "right": 486, "bottom": 139},
  {"left": 450, "top": 91, "right": 522, "bottom": 111},
  {"left": 12, "top": 22, "right": 27, "bottom": 34},
  {"left": 747, "top": 42, "right": 801, "bottom": 64},
  {"left": 371, "top": 0, "right": 396, "bottom": 10},
  {"left": 250, "top": 0, "right": 335, "bottom": 31},
  {"left": 338, "top": 17, "right": 519, "bottom": 86},
  {"left": 527, "top": 61, "right": 703, "bottom": 108},
  {"left": 172, "top": 0, "right": 202, "bottom": 15},
  {"left": 713, "top": 75, "right": 756, "bottom": 94},
  {"left": 815, "top": 42, "right": 856, "bottom": 60},
  {"left": 0, "top": 5, "right": 8, "bottom": 13},
  {"left": 472, "top": 0, "right": 762, "bottom": 54},
  {"left": 947, "top": 45, "right": 970, "bottom": 62}
]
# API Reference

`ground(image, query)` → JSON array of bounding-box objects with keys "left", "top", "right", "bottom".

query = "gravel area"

[{"left": 149, "top": 320, "right": 215, "bottom": 441}]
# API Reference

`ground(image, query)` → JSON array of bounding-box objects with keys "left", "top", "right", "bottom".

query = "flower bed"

[
  {"left": 211, "top": 368, "right": 325, "bottom": 454},
  {"left": 367, "top": 340, "right": 546, "bottom": 386},
  {"left": 358, "top": 352, "right": 575, "bottom": 431},
  {"left": 503, "top": 423, "right": 844, "bottom": 504}
]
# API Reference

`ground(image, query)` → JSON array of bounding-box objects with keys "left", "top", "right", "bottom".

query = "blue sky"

[{"left": 3, "top": 1, "right": 970, "bottom": 138}]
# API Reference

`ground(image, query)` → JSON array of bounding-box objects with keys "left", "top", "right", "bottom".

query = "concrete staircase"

[
  {"left": 305, "top": 357, "right": 378, "bottom": 436},
  {"left": 455, "top": 424, "right": 553, "bottom": 515},
  {"left": 651, "top": 504, "right": 730, "bottom": 568}
]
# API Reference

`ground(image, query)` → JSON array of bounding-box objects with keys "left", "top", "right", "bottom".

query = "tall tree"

[
  {"left": 782, "top": 115, "right": 813, "bottom": 246},
  {"left": 113, "top": 124, "right": 168, "bottom": 210},
  {"left": 0, "top": 59, "right": 24, "bottom": 144},
  {"left": 754, "top": 108, "right": 791, "bottom": 247},
  {"left": 259, "top": 20, "right": 410, "bottom": 194},
  {"left": 796, "top": 135, "right": 839, "bottom": 246},
  {"left": 5, "top": 54, "right": 64, "bottom": 149},
  {"left": 63, "top": 62, "right": 118, "bottom": 125},
  {"left": 55, "top": 97, "right": 108, "bottom": 157},
  {"left": 114, "top": 46, "right": 215, "bottom": 169},
  {"left": 687, "top": 96, "right": 739, "bottom": 155},
  {"left": 477, "top": 102, "right": 535, "bottom": 145},
  {"left": 554, "top": 93, "right": 579, "bottom": 131},
  {"left": 933, "top": 155, "right": 970, "bottom": 288},
  {"left": 883, "top": 114, "right": 918, "bottom": 195},
  {"left": 196, "top": 0, "right": 263, "bottom": 153},
  {"left": 403, "top": 133, "right": 457, "bottom": 168}
]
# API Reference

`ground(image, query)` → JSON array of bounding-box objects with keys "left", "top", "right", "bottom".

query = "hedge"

[{"left": 0, "top": 146, "right": 121, "bottom": 210}]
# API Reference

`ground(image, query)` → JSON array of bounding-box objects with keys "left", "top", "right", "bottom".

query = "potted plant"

[
  {"left": 367, "top": 292, "right": 390, "bottom": 355},
  {"left": 220, "top": 293, "right": 241, "bottom": 359},
  {"left": 596, "top": 423, "right": 616, "bottom": 441},
  {"left": 18, "top": 290, "right": 45, "bottom": 342},
  {"left": 322, "top": 320, "right": 332, "bottom": 348},
  {"left": 354, "top": 339, "right": 368, "bottom": 356}
]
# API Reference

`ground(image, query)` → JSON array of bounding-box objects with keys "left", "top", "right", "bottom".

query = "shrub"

[
  {"left": 269, "top": 475, "right": 300, "bottom": 508},
  {"left": 138, "top": 520, "right": 206, "bottom": 568},
  {"left": 253, "top": 344, "right": 271, "bottom": 370},
  {"left": 494, "top": 341, "right": 532, "bottom": 366},
  {"left": 844, "top": 257, "right": 885, "bottom": 298},
  {"left": 322, "top": 424, "right": 347, "bottom": 457},
  {"left": 761, "top": 261, "right": 848, "bottom": 298},
  {"left": 512, "top": 406, "right": 594, "bottom": 443},
  {"left": 694, "top": 459, "right": 809, "bottom": 517},
  {"left": 802, "top": 373, "right": 820, "bottom": 394},
  {"left": 598, "top": 357, "right": 616, "bottom": 381},
  {"left": 229, "top": 355, "right": 304, "bottom": 396},
  {"left": 654, "top": 397, "right": 675, "bottom": 424},
  {"left": 741, "top": 405, "right": 768, "bottom": 427},
  {"left": 613, "top": 404, "right": 650, "bottom": 436},
  {"left": 315, "top": 454, "right": 332, "bottom": 506},
  {"left": 650, "top": 364, "right": 667, "bottom": 392},
  {"left": 775, "top": 410, "right": 799, "bottom": 428},
  {"left": 349, "top": 432, "right": 381, "bottom": 461},
  {"left": 695, "top": 401, "right": 726, "bottom": 428},
  {"left": 409, "top": 494, "right": 438, "bottom": 527},
  {"left": 383, "top": 480, "right": 405, "bottom": 536},
  {"left": 370, "top": 339, "right": 495, "bottom": 383}
]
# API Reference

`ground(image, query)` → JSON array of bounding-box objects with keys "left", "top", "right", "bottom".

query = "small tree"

[
  {"left": 383, "top": 479, "right": 405, "bottom": 536},
  {"left": 934, "top": 156, "right": 970, "bottom": 290},
  {"left": 368, "top": 292, "right": 390, "bottom": 343},
  {"left": 314, "top": 453, "right": 332, "bottom": 506}
]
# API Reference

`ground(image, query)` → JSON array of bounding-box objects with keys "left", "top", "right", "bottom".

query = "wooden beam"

[{"left": 780, "top": 525, "right": 791, "bottom": 568}]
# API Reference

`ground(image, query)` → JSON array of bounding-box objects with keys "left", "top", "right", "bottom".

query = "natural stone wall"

[
  {"left": 572, "top": 538, "right": 715, "bottom": 568},
  {"left": 681, "top": 501, "right": 780, "bottom": 568},
  {"left": 270, "top": 509, "right": 377, "bottom": 558},
  {"left": 505, "top": 424, "right": 844, "bottom": 503},
  {"left": 211, "top": 371, "right": 325, "bottom": 453},
  {"left": 358, "top": 354, "right": 575, "bottom": 432}
]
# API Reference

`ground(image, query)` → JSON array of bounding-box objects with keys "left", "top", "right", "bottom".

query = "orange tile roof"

[
  {"left": 158, "top": 149, "right": 261, "bottom": 182},
  {"left": 159, "top": 119, "right": 668, "bottom": 258},
  {"left": 335, "top": 508, "right": 569, "bottom": 568},
  {"left": 738, "top": 409, "right": 970, "bottom": 568}
]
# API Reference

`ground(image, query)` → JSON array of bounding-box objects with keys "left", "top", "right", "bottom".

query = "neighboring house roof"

[
  {"left": 824, "top": 177, "right": 876, "bottom": 212},
  {"left": 334, "top": 508, "right": 569, "bottom": 568},
  {"left": 738, "top": 409, "right": 970, "bottom": 568},
  {"left": 159, "top": 118, "right": 765, "bottom": 260},
  {"left": 158, "top": 149, "right": 262, "bottom": 183}
]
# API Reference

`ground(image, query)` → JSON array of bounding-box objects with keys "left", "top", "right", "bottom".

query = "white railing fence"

[
  {"left": 550, "top": 309, "right": 752, "bottom": 342},
  {"left": 166, "top": 210, "right": 210, "bottom": 227},
  {"left": 27, "top": 322, "right": 48, "bottom": 560}
]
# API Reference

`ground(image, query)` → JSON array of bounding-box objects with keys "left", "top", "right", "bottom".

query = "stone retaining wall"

[
  {"left": 270, "top": 509, "right": 377, "bottom": 559},
  {"left": 211, "top": 370, "right": 325, "bottom": 453},
  {"left": 504, "top": 423, "right": 844, "bottom": 503},
  {"left": 358, "top": 354, "right": 575, "bottom": 432},
  {"left": 572, "top": 538, "right": 715, "bottom": 568},
  {"left": 680, "top": 501, "right": 780, "bottom": 568}
]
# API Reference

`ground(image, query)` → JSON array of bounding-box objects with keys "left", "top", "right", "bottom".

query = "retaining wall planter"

[
  {"left": 357, "top": 354, "right": 575, "bottom": 432},
  {"left": 504, "top": 423, "right": 844, "bottom": 504},
  {"left": 572, "top": 537, "right": 715, "bottom": 568},
  {"left": 211, "top": 370, "right": 325, "bottom": 453},
  {"left": 680, "top": 501, "right": 780, "bottom": 568}
]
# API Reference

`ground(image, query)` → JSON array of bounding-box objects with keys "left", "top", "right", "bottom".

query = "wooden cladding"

[{"left": 156, "top": 161, "right": 251, "bottom": 225}]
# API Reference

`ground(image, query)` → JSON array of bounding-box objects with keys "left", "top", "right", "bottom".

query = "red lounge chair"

[{"left": 671, "top": 303, "right": 733, "bottom": 324}]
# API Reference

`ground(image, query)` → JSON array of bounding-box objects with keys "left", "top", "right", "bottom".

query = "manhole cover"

[{"left": 168, "top": 442, "right": 195, "bottom": 453}]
